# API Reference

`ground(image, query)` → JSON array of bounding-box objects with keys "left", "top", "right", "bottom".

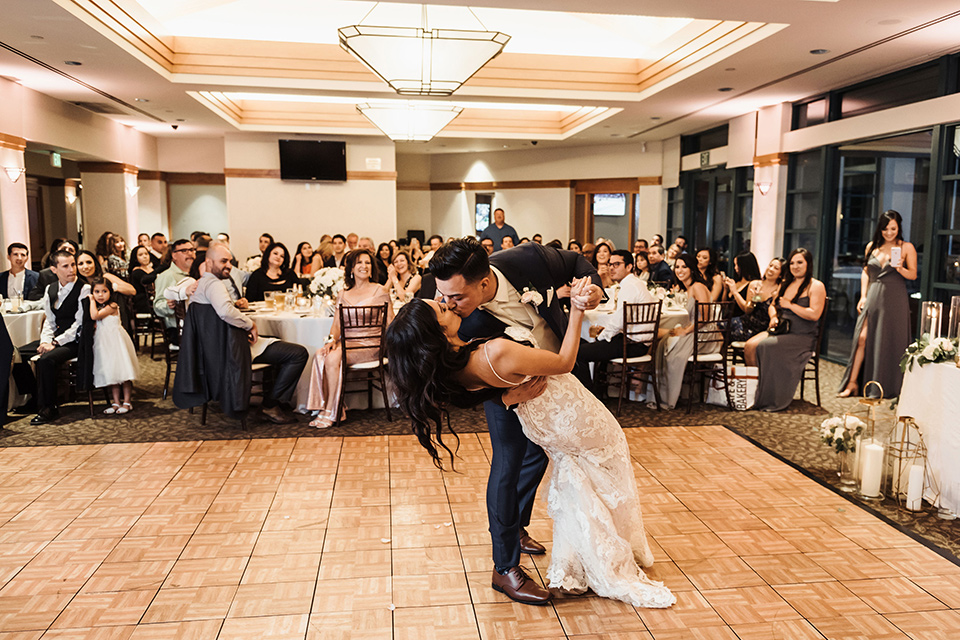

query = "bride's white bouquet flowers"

[
  {"left": 818, "top": 415, "right": 865, "bottom": 453},
  {"left": 899, "top": 335, "right": 957, "bottom": 372},
  {"left": 309, "top": 267, "right": 345, "bottom": 299}
]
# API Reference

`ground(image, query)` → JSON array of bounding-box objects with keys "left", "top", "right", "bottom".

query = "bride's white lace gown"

[{"left": 502, "top": 330, "right": 675, "bottom": 608}]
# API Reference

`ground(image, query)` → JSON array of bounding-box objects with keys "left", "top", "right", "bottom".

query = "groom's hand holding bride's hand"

[
  {"left": 502, "top": 376, "right": 548, "bottom": 406},
  {"left": 570, "top": 277, "right": 601, "bottom": 311}
]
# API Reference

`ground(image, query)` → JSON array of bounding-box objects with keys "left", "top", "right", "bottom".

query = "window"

[
  {"left": 839, "top": 64, "right": 940, "bottom": 120},
  {"left": 666, "top": 187, "right": 683, "bottom": 245},
  {"left": 681, "top": 125, "right": 729, "bottom": 156},
  {"left": 793, "top": 98, "right": 828, "bottom": 130},
  {"left": 784, "top": 151, "right": 824, "bottom": 260}
]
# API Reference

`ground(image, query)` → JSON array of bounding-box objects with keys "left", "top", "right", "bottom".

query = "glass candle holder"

[
  {"left": 920, "top": 301, "right": 943, "bottom": 339},
  {"left": 948, "top": 296, "right": 960, "bottom": 341}
]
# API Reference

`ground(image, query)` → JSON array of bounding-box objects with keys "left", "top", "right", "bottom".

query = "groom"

[{"left": 431, "top": 237, "right": 603, "bottom": 605}]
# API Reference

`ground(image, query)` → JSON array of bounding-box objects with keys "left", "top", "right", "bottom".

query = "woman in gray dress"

[
  {"left": 747, "top": 248, "right": 827, "bottom": 411},
  {"left": 838, "top": 210, "right": 917, "bottom": 398}
]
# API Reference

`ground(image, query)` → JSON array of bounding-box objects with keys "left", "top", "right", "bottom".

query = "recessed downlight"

[
  {"left": 718, "top": 87, "right": 734, "bottom": 92},
  {"left": 30, "top": 35, "right": 44, "bottom": 40},
  {"left": 810, "top": 49, "right": 830, "bottom": 55},
  {"left": 650, "top": 116, "right": 661, "bottom": 121},
  {"left": 64, "top": 60, "right": 82, "bottom": 66},
  {"left": 134, "top": 98, "right": 150, "bottom": 103}
]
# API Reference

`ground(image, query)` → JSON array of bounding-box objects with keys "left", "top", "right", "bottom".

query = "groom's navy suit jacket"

[{"left": 456, "top": 242, "right": 602, "bottom": 344}]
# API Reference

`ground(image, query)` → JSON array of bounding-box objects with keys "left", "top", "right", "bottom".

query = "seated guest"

[
  {"left": 419, "top": 235, "right": 444, "bottom": 272},
  {"left": 106, "top": 234, "right": 129, "bottom": 279},
  {"left": 656, "top": 254, "right": 715, "bottom": 410},
  {"left": 307, "top": 248, "right": 392, "bottom": 428},
  {"left": 727, "top": 257, "right": 782, "bottom": 342},
  {"left": 15, "top": 251, "right": 91, "bottom": 424},
  {"left": 387, "top": 250, "right": 421, "bottom": 303},
  {"left": 358, "top": 236, "right": 375, "bottom": 252},
  {"left": 647, "top": 244, "right": 674, "bottom": 288},
  {"left": 0, "top": 316, "right": 11, "bottom": 427},
  {"left": 77, "top": 250, "right": 137, "bottom": 338},
  {"left": 567, "top": 239, "right": 583, "bottom": 253},
  {"left": 149, "top": 233, "right": 167, "bottom": 270},
  {"left": 186, "top": 245, "right": 308, "bottom": 424},
  {"left": 154, "top": 239, "right": 196, "bottom": 343},
  {"left": 95, "top": 231, "right": 114, "bottom": 270},
  {"left": 501, "top": 235, "right": 515, "bottom": 250},
  {"left": 695, "top": 247, "right": 724, "bottom": 302},
  {"left": 480, "top": 238, "right": 495, "bottom": 255},
  {"left": 579, "top": 250, "right": 656, "bottom": 371},
  {"left": 245, "top": 233, "right": 274, "bottom": 272},
  {"left": 129, "top": 245, "right": 157, "bottom": 314},
  {"left": 137, "top": 233, "right": 150, "bottom": 249},
  {"left": 1, "top": 243, "right": 39, "bottom": 300},
  {"left": 375, "top": 243, "right": 393, "bottom": 285},
  {"left": 634, "top": 250, "right": 651, "bottom": 282},
  {"left": 245, "top": 242, "right": 297, "bottom": 302},
  {"left": 725, "top": 251, "right": 763, "bottom": 317},
  {"left": 28, "top": 239, "right": 78, "bottom": 300},
  {"left": 323, "top": 234, "right": 348, "bottom": 269},
  {"left": 591, "top": 242, "right": 614, "bottom": 288},
  {"left": 293, "top": 242, "right": 315, "bottom": 278},
  {"left": 748, "top": 248, "right": 826, "bottom": 411},
  {"left": 665, "top": 243, "right": 681, "bottom": 268}
]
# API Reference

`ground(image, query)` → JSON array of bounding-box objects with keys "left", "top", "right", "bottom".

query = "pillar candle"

[
  {"left": 860, "top": 441, "right": 884, "bottom": 498},
  {"left": 906, "top": 465, "right": 924, "bottom": 511}
]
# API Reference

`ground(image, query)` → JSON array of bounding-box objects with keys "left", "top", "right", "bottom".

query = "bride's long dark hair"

[{"left": 386, "top": 299, "right": 482, "bottom": 470}]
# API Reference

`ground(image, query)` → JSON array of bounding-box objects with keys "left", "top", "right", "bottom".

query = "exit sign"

[
  {"left": 700, "top": 151, "right": 710, "bottom": 167},
  {"left": 51, "top": 152, "right": 62, "bottom": 168}
]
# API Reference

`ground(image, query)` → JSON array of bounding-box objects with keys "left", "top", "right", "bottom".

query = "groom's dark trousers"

[{"left": 455, "top": 243, "right": 601, "bottom": 570}]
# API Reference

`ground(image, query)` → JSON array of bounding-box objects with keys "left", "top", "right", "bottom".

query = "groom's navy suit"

[{"left": 455, "top": 243, "right": 602, "bottom": 569}]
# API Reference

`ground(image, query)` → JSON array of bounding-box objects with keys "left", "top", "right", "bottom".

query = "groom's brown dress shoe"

[
  {"left": 491, "top": 566, "right": 553, "bottom": 605},
  {"left": 520, "top": 528, "right": 546, "bottom": 555}
]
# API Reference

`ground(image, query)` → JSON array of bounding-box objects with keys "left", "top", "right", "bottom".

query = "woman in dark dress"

[
  {"left": 747, "top": 248, "right": 827, "bottom": 411},
  {"left": 726, "top": 257, "right": 782, "bottom": 341},
  {"left": 244, "top": 242, "right": 298, "bottom": 302},
  {"left": 726, "top": 252, "right": 762, "bottom": 318},
  {"left": 375, "top": 243, "right": 393, "bottom": 286},
  {"left": 128, "top": 245, "right": 157, "bottom": 314},
  {"left": 838, "top": 210, "right": 917, "bottom": 398}
]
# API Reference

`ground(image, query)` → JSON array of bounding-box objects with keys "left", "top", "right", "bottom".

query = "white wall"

[
  {"left": 136, "top": 179, "right": 167, "bottom": 238},
  {"left": 157, "top": 138, "right": 225, "bottom": 173},
  {"left": 396, "top": 154, "right": 432, "bottom": 240},
  {"left": 168, "top": 184, "right": 228, "bottom": 243}
]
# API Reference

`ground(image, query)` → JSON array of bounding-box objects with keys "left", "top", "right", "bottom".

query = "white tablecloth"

[
  {"left": 249, "top": 311, "right": 333, "bottom": 413},
  {"left": 4, "top": 310, "right": 45, "bottom": 409},
  {"left": 582, "top": 303, "right": 688, "bottom": 341},
  {"left": 897, "top": 362, "right": 960, "bottom": 513}
]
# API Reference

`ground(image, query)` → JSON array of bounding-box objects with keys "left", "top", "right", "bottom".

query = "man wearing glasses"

[
  {"left": 154, "top": 239, "right": 196, "bottom": 343},
  {"left": 579, "top": 249, "right": 657, "bottom": 381}
]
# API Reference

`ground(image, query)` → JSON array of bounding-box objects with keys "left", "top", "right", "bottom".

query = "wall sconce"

[
  {"left": 756, "top": 181, "right": 772, "bottom": 195},
  {"left": 126, "top": 185, "right": 140, "bottom": 197},
  {"left": 66, "top": 194, "right": 77, "bottom": 205},
  {"left": 3, "top": 166, "right": 26, "bottom": 183}
]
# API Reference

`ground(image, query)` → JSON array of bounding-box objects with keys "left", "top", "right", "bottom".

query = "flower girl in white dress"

[{"left": 89, "top": 278, "right": 140, "bottom": 414}]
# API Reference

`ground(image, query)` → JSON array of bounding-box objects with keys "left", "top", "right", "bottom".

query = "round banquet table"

[
  {"left": 247, "top": 309, "right": 333, "bottom": 413},
  {"left": 3, "top": 309, "right": 45, "bottom": 409}
]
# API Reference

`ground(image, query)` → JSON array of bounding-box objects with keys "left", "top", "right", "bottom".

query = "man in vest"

[{"left": 15, "top": 250, "right": 91, "bottom": 424}]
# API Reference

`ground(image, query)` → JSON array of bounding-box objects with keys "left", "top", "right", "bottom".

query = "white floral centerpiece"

[
  {"left": 899, "top": 335, "right": 957, "bottom": 372},
  {"left": 309, "top": 267, "right": 345, "bottom": 300},
  {"left": 647, "top": 283, "right": 668, "bottom": 301},
  {"left": 818, "top": 415, "right": 866, "bottom": 453}
]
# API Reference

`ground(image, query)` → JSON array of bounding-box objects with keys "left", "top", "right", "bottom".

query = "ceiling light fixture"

[
  {"left": 3, "top": 166, "right": 26, "bottom": 183},
  {"left": 809, "top": 49, "right": 829, "bottom": 55},
  {"left": 718, "top": 87, "right": 734, "bottom": 92},
  {"left": 357, "top": 102, "right": 463, "bottom": 141},
  {"left": 64, "top": 60, "right": 82, "bottom": 66},
  {"left": 339, "top": 6, "right": 510, "bottom": 96}
]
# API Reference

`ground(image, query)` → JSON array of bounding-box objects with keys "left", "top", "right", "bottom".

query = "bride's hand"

[{"left": 570, "top": 277, "right": 601, "bottom": 311}]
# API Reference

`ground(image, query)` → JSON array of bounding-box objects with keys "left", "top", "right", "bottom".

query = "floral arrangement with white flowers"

[
  {"left": 818, "top": 415, "right": 866, "bottom": 453},
  {"left": 899, "top": 335, "right": 957, "bottom": 372},
  {"left": 647, "top": 283, "right": 668, "bottom": 301},
  {"left": 309, "top": 267, "right": 345, "bottom": 299}
]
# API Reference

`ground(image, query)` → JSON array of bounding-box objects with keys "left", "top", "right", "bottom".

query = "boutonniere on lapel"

[{"left": 519, "top": 285, "right": 544, "bottom": 308}]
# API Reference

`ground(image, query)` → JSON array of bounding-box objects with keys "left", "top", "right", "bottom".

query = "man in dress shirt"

[
  {"left": 149, "top": 233, "right": 168, "bottom": 269},
  {"left": 154, "top": 239, "right": 196, "bottom": 343},
  {"left": 323, "top": 234, "right": 348, "bottom": 268},
  {"left": 15, "top": 251, "right": 91, "bottom": 424},
  {"left": 193, "top": 245, "right": 308, "bottom": 424},
  {"left": 0, "top": 243, "right": 39, "bottom": 300},
  {"left": 479, "top": 208, "right": 520, "bottom": 253},
  {"left": 647, "top": 244, "right": 675, "bottom": 287},
  {"left": 579, "top": 250, "right": 657, "bottom": 369}
]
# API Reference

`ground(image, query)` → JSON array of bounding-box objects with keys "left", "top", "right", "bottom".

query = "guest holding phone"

[{"left": 838, "top": 210, "right": 916, "bottom": 398}]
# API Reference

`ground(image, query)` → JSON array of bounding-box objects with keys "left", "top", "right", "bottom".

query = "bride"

[{"left": 385, "top": 278, "right": 675, "bottom": 609}]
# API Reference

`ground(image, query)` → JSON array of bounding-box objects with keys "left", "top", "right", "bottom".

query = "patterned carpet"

[{"left": 3, "top": 349, "right": 958, "bottom": 560}]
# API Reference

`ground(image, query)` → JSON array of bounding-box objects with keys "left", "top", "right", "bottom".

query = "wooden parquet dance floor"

[{"left": 1, "top": 426, "right": 959, "bottom": 639}]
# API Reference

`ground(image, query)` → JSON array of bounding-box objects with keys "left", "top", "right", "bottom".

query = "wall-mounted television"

[{"left": 278, "top": 140, "right": 347, "bottom": 181}]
